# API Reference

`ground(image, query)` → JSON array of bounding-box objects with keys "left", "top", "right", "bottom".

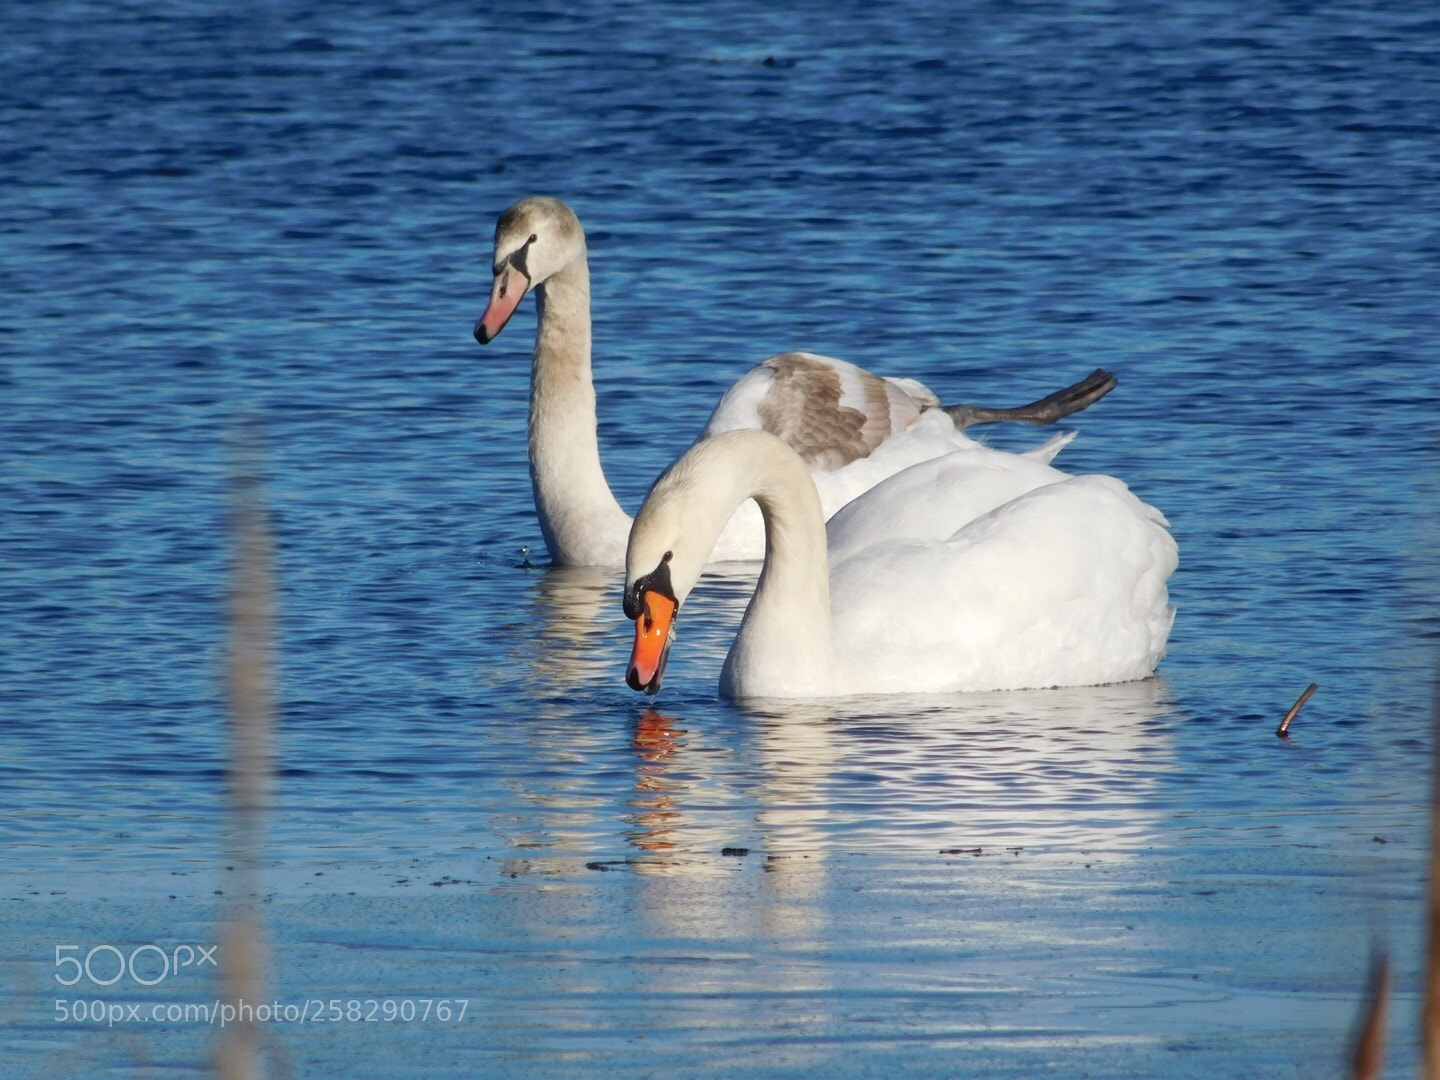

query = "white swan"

[
  {"left": 623, "top": 429, "right": 1177, "bottom": 699},
  {"left": 475, "top": 196, "right": 1117, "bottom": 566}
]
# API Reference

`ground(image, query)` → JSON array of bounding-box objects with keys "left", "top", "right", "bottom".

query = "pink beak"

[{"left": 474, "top": 265, "right": 529, "bottom": 344}]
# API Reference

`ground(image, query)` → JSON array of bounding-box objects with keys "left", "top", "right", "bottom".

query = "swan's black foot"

[{"left": 942, "top": 368, "right": 1118, "bottom": 430}]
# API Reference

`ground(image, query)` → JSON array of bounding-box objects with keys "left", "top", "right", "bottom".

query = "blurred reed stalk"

[
  {"left": 1350, "top": 948, "right": 1389, "bottom": 1080},
  {"left": 1364, "top": 677, "right": 1440, "bottom": 1077},
  {"left": 1425, "top": 680, "right": 1440, "bottom": 1078},
  {"left": 215, "top": 444, "right": 275, "bottom": 1080}
]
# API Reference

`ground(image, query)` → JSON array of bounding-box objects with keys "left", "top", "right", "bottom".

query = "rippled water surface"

[{"left": 3, "top": 2, "right": 1439, "bottom": 1076}]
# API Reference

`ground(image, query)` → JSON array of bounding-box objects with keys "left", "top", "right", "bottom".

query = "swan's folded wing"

[
  {"left": 703, "top": 352, "right": 929, "bottom": 471},
  {"left": 825, "top": 446, "right": 1070, "bottom": 568},
  {"left": 830, "top": 475, "right": 1178, "bottom": 693}
]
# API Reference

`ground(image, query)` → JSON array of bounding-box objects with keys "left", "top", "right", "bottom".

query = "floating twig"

[{"left": 1276, "top": 682, "right": 1318, "bottom": 738}]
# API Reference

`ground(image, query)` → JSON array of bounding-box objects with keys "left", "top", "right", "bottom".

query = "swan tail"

[{"left": 1021, "top": 430, "right": 1076, "bottom": 462}]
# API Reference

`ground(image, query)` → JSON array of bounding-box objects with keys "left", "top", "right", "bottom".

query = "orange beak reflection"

[{"left": 626, "top": 590, "right": 677, "bottom": 695}]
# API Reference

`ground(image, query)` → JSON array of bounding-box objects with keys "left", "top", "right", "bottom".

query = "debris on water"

[
  {"left": 1276, "top": 682, "right": 1319, "bottom": 738},
  {"left": 721, "top": 847, "right": 749, "bottom": 857},
  {"left": 941, "top": 847, "right": 982, "bottom": 856}
]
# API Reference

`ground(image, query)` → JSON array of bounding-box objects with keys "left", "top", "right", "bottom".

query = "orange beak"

[
  {"left": 627, "top": 590, "right": 677, "bottom": 695},
  {"left": 473, "top": 264, "right": 529, "bottom": 344}
]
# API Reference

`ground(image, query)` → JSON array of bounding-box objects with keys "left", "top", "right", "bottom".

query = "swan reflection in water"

[
  {"left": 616, "top": 677, "right": 1178, "bottom": 971},
  {"left": 622, "top": 677, "right": 1178, "bottom": 870},
  {"left": 506, "top": 564, "right": 625, "bottom": 687},
  {"left": 476, "top": 563, "right": 758, "bottom": 868},
  {"left": 628, "top": 709, "right": 686, "bottom": 855},
  {"left": 502, "top": 562, "right": 761, "bottom": 694},
  {"left": 495, "top": 565, "right": 1179, "bottom": 902}
]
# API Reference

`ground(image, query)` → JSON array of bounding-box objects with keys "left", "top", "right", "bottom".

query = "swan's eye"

[{"left": 529, "top": 233, "right": 537, "bottom": 243}]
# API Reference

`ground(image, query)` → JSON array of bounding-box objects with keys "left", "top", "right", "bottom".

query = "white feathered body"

[
  {"left": 628, "top": 429, "right": 1177, "bottom": 700},
  {"left": 823, "top": 473, "right": 1177, "bottom": 696}
]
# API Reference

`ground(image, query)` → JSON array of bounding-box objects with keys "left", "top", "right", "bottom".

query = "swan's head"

[
  {"left": 474, "top": 196, "right": 586, "bottom": 344},
  {"left": 622, "top": 456, "right": 727, "bottom": 695},
  {"left": 623, "top": 551, "right": 679, "bottom": 695}
]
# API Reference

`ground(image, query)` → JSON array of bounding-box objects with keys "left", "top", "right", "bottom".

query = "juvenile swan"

[{"left": 475, "top": 196, "right": 1117, "bottom": 566}]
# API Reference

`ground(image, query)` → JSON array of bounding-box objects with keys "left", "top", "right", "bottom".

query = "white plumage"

[{"left": 624, "top": 429, "right": 1176, "bottom": 700}]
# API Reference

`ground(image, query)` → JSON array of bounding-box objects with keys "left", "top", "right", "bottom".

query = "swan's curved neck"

[
  {"left": 707, "top": 436, "right": 836, "bottom": 697},
  {"left": 528, "top": 256, "right": 630, "bottom": 565}
]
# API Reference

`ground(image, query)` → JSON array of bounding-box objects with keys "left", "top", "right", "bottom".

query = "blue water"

[{"left": 3, "top": 2, "right": 1438, "bottom": 1076}]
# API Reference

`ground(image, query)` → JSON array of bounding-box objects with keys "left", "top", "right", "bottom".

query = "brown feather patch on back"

[{"left": 756, "top": 354, "right": 914, "bottom": 471}]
